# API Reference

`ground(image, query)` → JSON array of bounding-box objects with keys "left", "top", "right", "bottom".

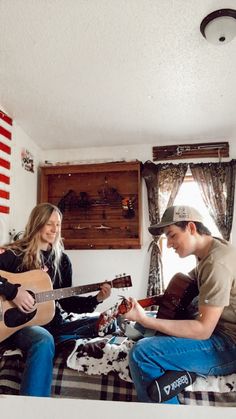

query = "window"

[{"left": 161, "top": 175, "right": 221, "bottom": 287}]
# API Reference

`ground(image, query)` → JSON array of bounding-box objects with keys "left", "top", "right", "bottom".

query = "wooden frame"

[{"left": 39, "top": 161, "right": 141, "bottom": 249}]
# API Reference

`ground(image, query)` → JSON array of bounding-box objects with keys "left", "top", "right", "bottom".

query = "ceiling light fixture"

[{"left": 200, "top": 8, "right": 236, "bottom": 45}]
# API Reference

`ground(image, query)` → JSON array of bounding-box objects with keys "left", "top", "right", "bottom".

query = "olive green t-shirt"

[{"left": 189, "top": 237, "right": 236, "bottom": 343}]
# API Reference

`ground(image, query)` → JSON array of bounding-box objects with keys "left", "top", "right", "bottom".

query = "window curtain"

[
  {"left": 142, "top": 161, "right": 188, "bottom": 297},
  {"left": 189, "top": 160, "right": 236, "bottom": 241}
]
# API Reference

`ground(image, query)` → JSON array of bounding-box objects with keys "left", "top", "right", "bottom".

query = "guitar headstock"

[
  {"left": 96, "top": 297, "right": 131, "bottom": 336},
  {"left": 96, "top": 303, "right": 120, "bottom": 336},
  {"left": 117, "top": 297, "right": 132, "bottom": 315},
  {"left": 111, "top": 274, "right": 132, "bottom": 289}
]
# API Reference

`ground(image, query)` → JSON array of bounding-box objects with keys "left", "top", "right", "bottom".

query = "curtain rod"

[{"left": 153, "top": 142, "right": 229, "bottom": 161}]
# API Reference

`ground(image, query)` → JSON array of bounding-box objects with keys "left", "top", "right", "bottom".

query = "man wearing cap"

[{"left": 126, "top": 205, "right": 236, "bottom": 404}]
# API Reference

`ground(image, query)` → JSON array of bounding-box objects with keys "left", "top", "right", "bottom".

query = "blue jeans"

[
  {"left": 49, "top": 314, "right": 101, "bottom": 344},
  {"left": 7, "top": 314, "right": 108, "bottom": 397},
  {"left": 9, "top": 326, "right": 55, "bottom": 397},
  {"left": 129, "top": 331, "right": 236, "bottom": 404}
]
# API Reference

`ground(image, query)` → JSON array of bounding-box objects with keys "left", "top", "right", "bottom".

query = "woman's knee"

[
  {"left": 32, "top": 327, "right": 55, "bottom": 353},
  {"left": 15, "top": 326, "right": 55, "bottom": 355}
]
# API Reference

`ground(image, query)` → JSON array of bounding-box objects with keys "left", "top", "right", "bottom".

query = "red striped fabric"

[
  {"left": 0, "top": 190, "right": 10, "bottom": 199},
  {"left": 0, "top": 158, "right": 10, "bottom": 170},
  {"left": 0, "top": 110, "right": 12, "bottom": 214},
  {"left": 0, "top": 142, "right": 11, "bottom": 154},
  {"left": 0, "top": 112, "right": 12, "bottom": 126},
  {"left": 0, "top": 125, "right": 11, "bottom": 140},
  {"left": 0, "top": 174, "right": 10, "bottom": 184},
  {"left": 0, "top": 205, "right": 10, "bottom": 214}
]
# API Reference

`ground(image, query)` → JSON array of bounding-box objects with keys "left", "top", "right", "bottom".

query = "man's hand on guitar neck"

[
  {"left": 123, "top": 297, "right": 147, "bottom": 323},
  {"left": 13, "top": 286, "right": 36, "bottom": 313}
]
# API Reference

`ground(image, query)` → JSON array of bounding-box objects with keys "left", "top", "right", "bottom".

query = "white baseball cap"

[{"left": 148, "top": 205, "right": 204, "bottom": 235}]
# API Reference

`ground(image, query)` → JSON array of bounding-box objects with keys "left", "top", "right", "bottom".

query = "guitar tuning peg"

[{"left": 123, "top": 273, "right": 126, "bottom": 276}]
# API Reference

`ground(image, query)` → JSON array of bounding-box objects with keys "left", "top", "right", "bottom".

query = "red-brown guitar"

[{"left": 97, "top": 272, "right": 199, "bottom": 335}]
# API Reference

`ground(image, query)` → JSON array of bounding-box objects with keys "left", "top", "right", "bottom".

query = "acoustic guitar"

[
  {"left": 97, "top": 272, "right": 199, "bottom": 335},
  {"left": 0, "top": 269, "right": 132, "bottom": 342}
]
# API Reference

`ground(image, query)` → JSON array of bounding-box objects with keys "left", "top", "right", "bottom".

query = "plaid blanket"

[
  {"left": 0, "top": 349, "right": 136, "bottom": 401},
  {"left": 1, "top": 340, "right": 236, "bottom": 405}
]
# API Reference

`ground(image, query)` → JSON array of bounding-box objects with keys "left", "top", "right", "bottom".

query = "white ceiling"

[{"left": 1, "top": 0, "right": 236, "bottom": 150}]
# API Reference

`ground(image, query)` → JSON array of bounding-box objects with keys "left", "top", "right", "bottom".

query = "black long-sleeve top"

[{"left": 0, "top": 249, "right": 100, "bottom": 328}]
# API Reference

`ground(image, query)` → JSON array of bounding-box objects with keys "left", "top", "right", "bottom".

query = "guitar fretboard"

[{"left": 35, "top": 281, "right": 111, "bottom": 303}]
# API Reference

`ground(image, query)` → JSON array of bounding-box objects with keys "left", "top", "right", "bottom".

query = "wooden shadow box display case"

[{"left": 39, "top": 161, "right": 141, "bottom": 249}]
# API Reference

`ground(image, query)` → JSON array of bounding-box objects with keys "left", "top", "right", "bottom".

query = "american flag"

[{"left": 0, "top": 110, "right": 12, "bottom": 214}]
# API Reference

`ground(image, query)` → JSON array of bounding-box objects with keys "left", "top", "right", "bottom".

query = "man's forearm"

[{"left": 138, "top": 315, "right": 208, "bottom": 340}]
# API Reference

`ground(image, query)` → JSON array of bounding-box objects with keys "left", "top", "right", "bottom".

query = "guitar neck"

[
  {"left": 35, "top": 281, "right": 111, "bottom": 303},
  {"left": 138, "top": 295, "right": 163, "bottom": 308}
]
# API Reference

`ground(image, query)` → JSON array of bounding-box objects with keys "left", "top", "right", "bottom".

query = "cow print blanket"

[
  {"left": 66, "top": 337, "right": 134, "bottom": 382},
  {"left": 66, "top": 337, "right": 236, "bottom": 392}
]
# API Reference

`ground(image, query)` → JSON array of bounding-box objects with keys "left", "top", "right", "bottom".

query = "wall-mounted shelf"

[{"left": 39, "top": 161, "right": 142, "bottom": 250}]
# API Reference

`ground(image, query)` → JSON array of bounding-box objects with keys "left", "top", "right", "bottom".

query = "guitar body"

[
  {"left": 156, "top": 272, "right": 199, "bottom": 320},
  {"left": 0, "top": 270, "right": 55, "bottom": 342}
]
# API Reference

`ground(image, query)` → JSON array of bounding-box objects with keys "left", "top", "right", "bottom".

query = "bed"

[{"left": 1, "top": 336, "right": 236, "bottom": 406}]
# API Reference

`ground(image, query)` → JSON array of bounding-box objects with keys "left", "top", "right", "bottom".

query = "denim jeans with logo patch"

[{"left": 128, "top": 331, "right": 236, "bottom": 404}]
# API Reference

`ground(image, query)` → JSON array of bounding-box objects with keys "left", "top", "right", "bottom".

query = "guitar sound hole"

[{"left": 4, "top": 307, "right": 37, "bottom": 327}]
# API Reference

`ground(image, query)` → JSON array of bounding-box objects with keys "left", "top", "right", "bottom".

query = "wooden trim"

[{"left": 40, "top": 161, "right": 140, "bottom": 175}]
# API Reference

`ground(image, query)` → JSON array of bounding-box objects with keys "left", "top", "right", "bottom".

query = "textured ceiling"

[{"left": 1, "top": 0, "right": 236, "bottom": 150}]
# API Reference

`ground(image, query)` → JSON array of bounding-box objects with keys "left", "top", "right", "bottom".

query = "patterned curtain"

[
  {"left": 189, "top": 160, "right": 236, "bottom": 241},
  {"left": 142, "top": 161, "right": 188, "bottom": 297}
]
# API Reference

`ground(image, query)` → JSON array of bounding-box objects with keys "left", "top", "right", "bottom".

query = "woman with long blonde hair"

[{"left": 0, "top": 203, "right": 112, "bottom": 397}]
